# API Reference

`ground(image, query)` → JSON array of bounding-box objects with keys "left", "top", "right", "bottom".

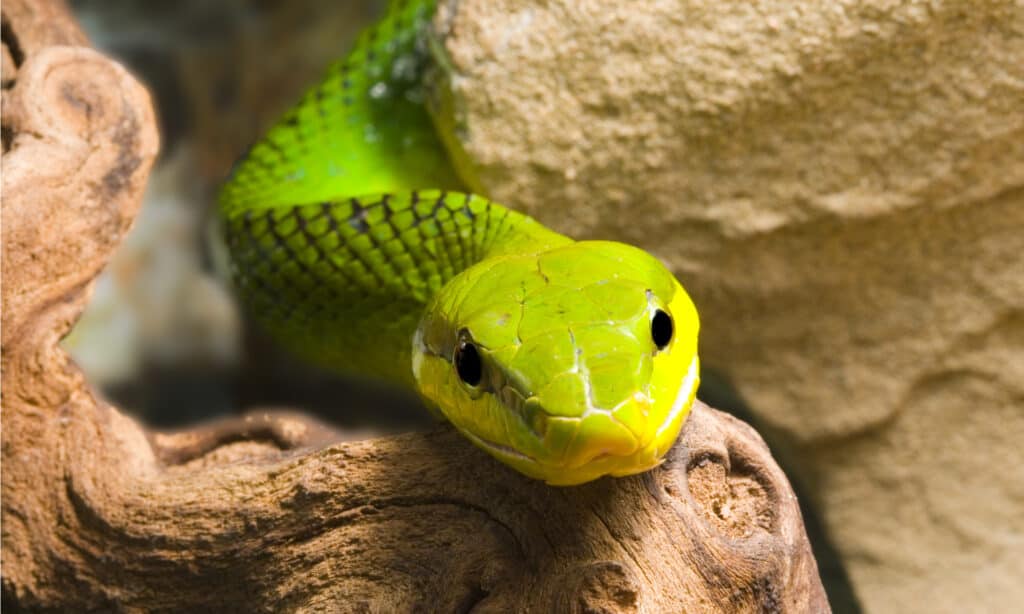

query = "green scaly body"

[{"left": 220, "top": 0, "right": 700, "bottom": 485}]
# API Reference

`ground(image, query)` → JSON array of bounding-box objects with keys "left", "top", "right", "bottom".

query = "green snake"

[{"left": 218, "top": 0, "right": 700, "bottom": 486}]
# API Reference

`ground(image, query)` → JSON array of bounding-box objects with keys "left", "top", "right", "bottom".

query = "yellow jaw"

[{"left": 465, "top": 354, "right": 700, "bottom": 486}]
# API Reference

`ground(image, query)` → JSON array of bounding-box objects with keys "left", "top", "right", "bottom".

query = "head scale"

[{"left": 413, "top": 241, "right": 699, "bottom": 485}]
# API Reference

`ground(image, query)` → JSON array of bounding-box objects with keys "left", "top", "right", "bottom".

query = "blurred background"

[{"left": 65, "top": 0, "right": 432, "bottom": 436}]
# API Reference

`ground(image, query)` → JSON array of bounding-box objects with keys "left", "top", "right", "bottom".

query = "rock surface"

[
  {"left": 1, "top": 2, "right": 827, "bottom": 611},
  {"left": 434, "top": 1, "right": 1024, "bottom": 611}
]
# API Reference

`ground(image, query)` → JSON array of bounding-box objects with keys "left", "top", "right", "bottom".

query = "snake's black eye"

[
  {"left": 455, "top": 341, "right": 483, "bottom": 386},
  {"left": 651, "top": 309, "right": 673, "bottom": 350}
]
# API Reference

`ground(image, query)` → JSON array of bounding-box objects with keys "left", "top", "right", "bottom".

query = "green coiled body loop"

[{"left": 220, "top": 0, "right": 700, "bottom": 485}]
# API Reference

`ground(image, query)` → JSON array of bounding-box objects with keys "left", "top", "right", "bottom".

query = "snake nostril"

[
  {"left": 529, "top": 408, "right": 548, "bottom": 439},
  {"left": 521, "top": 396, "right": 549, "bottom": 439}
]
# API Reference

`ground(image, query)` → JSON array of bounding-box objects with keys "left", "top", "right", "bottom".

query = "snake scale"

[{"left": 219, "top": 0, "right": 700, "bottom": 485}]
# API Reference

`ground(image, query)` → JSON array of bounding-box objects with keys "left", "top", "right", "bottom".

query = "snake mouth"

[
  {"left": 460, "top": 429, "right": 540, "bottom": 465},
  {"left": 459, "top": 354, "right": 700, "bottom": 483}
]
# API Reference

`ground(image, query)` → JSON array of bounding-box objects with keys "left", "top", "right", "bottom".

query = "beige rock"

[{"left": 435, "top": 0, "right": 1024, "bottom": 611}]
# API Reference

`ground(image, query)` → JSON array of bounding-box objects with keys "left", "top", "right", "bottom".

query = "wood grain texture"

[{"left": 0, "top": 2, "right": 828, "bottom": 611}]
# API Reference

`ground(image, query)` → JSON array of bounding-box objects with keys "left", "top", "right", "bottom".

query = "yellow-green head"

[{"left": 413, "top": 240, "right": 699, "bottom": 485}]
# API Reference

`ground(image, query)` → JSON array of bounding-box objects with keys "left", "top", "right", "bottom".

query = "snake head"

[{"left": 413, "top": 241, "right": 699, "bottom": 485}]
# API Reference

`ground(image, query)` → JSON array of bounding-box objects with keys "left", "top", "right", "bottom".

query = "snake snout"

[{"left": 563, "top": 399, "right": 654, "bottom": 468}]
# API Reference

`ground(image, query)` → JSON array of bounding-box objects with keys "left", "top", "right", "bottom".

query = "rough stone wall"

[{"left": 435, "top": 1, "right": 1024, "bottom": 611}]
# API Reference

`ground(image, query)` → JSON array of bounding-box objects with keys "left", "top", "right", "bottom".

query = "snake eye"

[
  {"left": 651, "top": 309, "right": 673, "bottom": 350},
  {"left": 455, "top": 340, "right": 483, "bottom": 386}
]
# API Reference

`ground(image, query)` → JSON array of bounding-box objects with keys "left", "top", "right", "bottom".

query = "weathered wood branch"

[{"left": 1, "top": 2, "right": 828, "bottom": 611}]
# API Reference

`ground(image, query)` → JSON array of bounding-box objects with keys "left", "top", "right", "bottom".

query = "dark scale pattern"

[
  {"left": 218, "top": 0, "right": 569, "bottom": 385},
  {"left": 224, "top": 191, "right": 540, "bottom": 384}
]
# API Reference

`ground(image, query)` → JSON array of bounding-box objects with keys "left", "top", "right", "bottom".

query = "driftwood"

[{"left": 0, "top": 2, "right": 829, "bottom": 612}]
